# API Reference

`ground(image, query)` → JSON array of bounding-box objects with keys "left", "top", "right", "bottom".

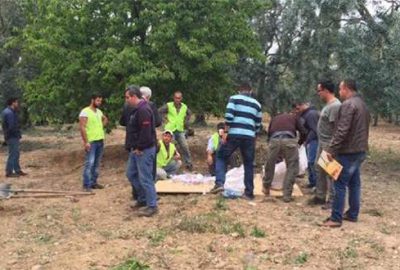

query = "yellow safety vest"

[
  {"left": 157, "top": 140, "right": 176, "bottom": 168},
  {"left": 165, "top": 102, "right": 187, "bottom": 132},
  {"left": 81, "top": 107, "right": 104, "bottom": 142},
  {"left": 211, "top": 133, "right": 220, "bottom": 151}
]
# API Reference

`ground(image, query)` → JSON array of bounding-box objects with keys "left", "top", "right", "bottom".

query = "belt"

[
  {"left": 90, "top": 139, "right": 104, "bottom": 143},
  {"left": 270, "top": 131, "right": 296, "bottom": 139}
]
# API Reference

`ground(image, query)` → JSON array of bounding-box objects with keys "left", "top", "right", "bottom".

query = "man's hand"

[
  {"left": 133, "top": 149, "right": 143, "bottom": 155},
  {"left": 206, "top": 155, "right": 213, "bottom": 166},
  {"left": 84, "top": 142, "right": 91, "bottom": 152},
  {"left": 326, "top": 152, "right": 334, "bottom": 162},
  {"left": 174, "top": 152, "right": 181, "bottom": 160}
]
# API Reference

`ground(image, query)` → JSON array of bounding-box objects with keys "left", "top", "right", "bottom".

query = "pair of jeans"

[
  {"left": 306, "top": 139, "right": 318, "bottom": 186},
  {"left": 6, "top": 137, "right": 21, "bottom": 174},
  {"left": 330, "top": 152, "right": 366, "bottom": 222},
  {"left": 156, "top": 159, "right": 182, "bottom": 180},
  {"left": 173, "top": 131, "right": 192, "bottom": 167},
  {"left": 263, "top": 138, "right": 299, "bottom": 199},
  {"left": 126, "top": 146, "right": 157, "bottom": 208},
  {"left": 215, "top": 137, "right": 255, "bottom": 197},
  {"left": 82, "top": 140, "right": 104, "bottom": 188}
]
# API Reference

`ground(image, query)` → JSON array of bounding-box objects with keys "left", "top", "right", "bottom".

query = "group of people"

[
  {"left": 260, "top": 79, "right": 369, "bottom": 228},
  {"left": 2, "top": 79, "right": 369, "bottom": 225}
]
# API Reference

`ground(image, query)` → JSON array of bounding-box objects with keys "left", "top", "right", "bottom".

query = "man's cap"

[{"left": 163, "top": 130, "right": 173, "bottom": 136}]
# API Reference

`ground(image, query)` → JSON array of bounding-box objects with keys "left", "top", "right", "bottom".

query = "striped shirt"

[{"left": 225, "top": 93, "right": 262, "bottom": 139}]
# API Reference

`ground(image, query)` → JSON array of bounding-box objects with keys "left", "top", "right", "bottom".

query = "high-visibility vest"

[
  {"left": 81, "top": 107, "right": 104, "bottom": 142},
  {"left": 157, "top": 140, "right": 176, "bottom": 168},
  {"left": 165, "top": 102, "right": 187, "bottom": 132},
  {"left": 211, "top": 133, "right": 220, "bottom": 151}
]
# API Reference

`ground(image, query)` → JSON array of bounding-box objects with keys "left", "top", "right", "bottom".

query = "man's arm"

[
  {"left": 185, "top": 107, "right": 192, "bottom": 128},
  {"left": 328, "top": 103, "right": 355, "bottom": 156},
  {"left": 225, "top": 98, "right": 235, "bottom": 126},
  {"left": 255, "top": 107, "right": 262, "bottom": 133},
  {"left": 79, "top": 117, "right": 90, "bottom": 152},
  {"left": 102, "top": 114, "right": 108, "bottom": 126}
]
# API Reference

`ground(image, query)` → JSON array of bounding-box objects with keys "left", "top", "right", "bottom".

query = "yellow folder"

[{"left": 317, "top": 150, "right": 343, "bottom": 181}]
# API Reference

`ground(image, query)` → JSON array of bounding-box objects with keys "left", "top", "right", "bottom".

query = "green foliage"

[
  {"left": 111, "top": 258, "right": 150, "bottom": 270},
  {"left": 294, "top": 252, "right": 309, "bottom": 265},
  {"left": 176, "top": 212, "right": 245, "bottom": 237},
  {"left": 250, "top": 226, "right": 266, "bottom": 238},
  {"left": 14, "top": 0, "right": 264, "bottom": 124},
  {"left": 214, "top": 196, "right": 228, "bottom": 211}
]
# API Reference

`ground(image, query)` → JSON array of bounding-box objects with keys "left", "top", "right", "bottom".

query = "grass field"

[{"left": 0, "top": 122, "right": 399, "bottom": 270}]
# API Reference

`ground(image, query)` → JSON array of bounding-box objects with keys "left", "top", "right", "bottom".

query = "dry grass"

[{"left": 0, "top": 122, "right": 400, "bottom": 269}]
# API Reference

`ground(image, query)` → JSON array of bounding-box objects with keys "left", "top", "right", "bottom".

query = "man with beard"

[{"left": 79, "top": 94, "right": 108, "bottom": 192}]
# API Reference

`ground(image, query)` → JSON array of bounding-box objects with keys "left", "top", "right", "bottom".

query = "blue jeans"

[
  {"left": 306, "top": 139, "right": 318, "bottom": 186},
  {"left": 82, "top": 140, "right": 104, "bottom": 188},
  {"left": 126, "top": 146, "right": 157, "bottom": 208},
  {"left": 331, "top": 152, "right": 366, "bottom": 222},
  {"left": 6, "top": 137, "right": 21, "bottom": 174},
  {"left": 173, "top": 131, "right": 192, "bottom": 166},
  {"left": 215, "top": 137, "right": 255, "bottom": 197}
]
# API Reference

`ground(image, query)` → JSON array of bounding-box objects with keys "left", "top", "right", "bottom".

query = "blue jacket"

[{"left": 1, "top": 107, "right": 21, "bottom": 140}]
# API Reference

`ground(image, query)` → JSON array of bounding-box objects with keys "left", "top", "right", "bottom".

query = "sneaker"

[
  {"left": 129, "top": 201, "right": 146, "bottom": 210},
  {"left": 83, "top": 187, "right": 93, "bottom": 192},
  {"left": 17, "top": 171, "right": 28, "bottom": 176},
  {"left": 91, "top": 183, "right": 104, "bottom": 189},
  {"left": 262, "top": 186, "right": 270, "bottom": 196},
  {"left": 209, "top": 184, "right": 224, "bottom": 194},
  {"left": 137, "top": 207, "right": 158, "bottom": 217},
  {"left": 320, "top": 217, "right": 342, "bottom": 228},
  {"left": 321, "top": 202, "right": 332, "bottom": 210},
  {"left": 282, "top": 197, "right": 294, "bottom": 203},
  {"left": 343, "top": 211, "right": 358, "bottom": 222},
  {"left": 242, "top": 193, "right": 255, "bottom": 201},
  {"left": 307, "top": 196, "right": 326, "bottom": 206},
  {"left": 6, "top": 173, "right": 20, "bottom": 178}
]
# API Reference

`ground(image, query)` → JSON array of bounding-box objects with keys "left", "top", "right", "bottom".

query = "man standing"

[
  {"left": 210, "top": 83, "right": 262, "bottom": 200},
  {"left": 79, "top": 94, "right": 108, "bottom": 191},
  {"left": 295, "top": 101, "right": 320, "bottom": 188},
  {"left": 322, "top": 79, "right": 369, "bottom": 228},
  {"left": 1, "top": 98, "right": 27, "bottom": 177},
  {"left": 125, "top": 85, "right": 158, "bottom": 217},
  {"left": 156, "top": 130, "right": 181, "bottom": 180},
  {"left": 263, "top": 111, "right": 307, "bottom": 202},
  {"left": 308, "top": 80, "right": 341, "bottom": 209},
  {"left": 159, "top": 91, "right": 193, "bottom": 170}
]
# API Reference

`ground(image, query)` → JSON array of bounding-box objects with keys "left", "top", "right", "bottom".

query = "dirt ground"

[{"left": 0, "top": 121, "right": 400, "bottom": 270}]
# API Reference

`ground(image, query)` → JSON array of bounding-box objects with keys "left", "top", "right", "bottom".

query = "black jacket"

[
  {"left": 299, "top": 106, "right": 319, "bottom": 144},
  {"left": 125, "top": 100, "right": 156, "bottom": 151},
  {"left": 120, "top": 101, "right": 161, "bottom": 128}
]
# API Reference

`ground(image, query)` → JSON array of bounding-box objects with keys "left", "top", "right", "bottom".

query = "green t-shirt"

[{"left": 317, "top": 99, "right": 341, "bottom": 144}]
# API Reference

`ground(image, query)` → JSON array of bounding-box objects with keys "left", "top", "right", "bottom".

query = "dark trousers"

[{"left": 215, "top": 137, "right": 255, "bottom": 197}]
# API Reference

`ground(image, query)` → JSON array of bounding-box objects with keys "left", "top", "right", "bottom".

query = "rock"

[{"left": 31, "top": 265, "right": 43, "bottom": 270}]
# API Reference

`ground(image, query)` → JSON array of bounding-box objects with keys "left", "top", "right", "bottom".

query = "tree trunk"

[
  {"left": 373, "top": 113, "right": 379, "bottom": 126},
  {"left": 395, "top": 114, "right": 400, "bottom": 126},
  {"left": 193, "top": 113, "right": 207, "bottom": 126}
]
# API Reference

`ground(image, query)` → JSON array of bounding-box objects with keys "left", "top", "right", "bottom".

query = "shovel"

[{"left": 0, "top": 183, "right": 94, "bottom": 199}]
